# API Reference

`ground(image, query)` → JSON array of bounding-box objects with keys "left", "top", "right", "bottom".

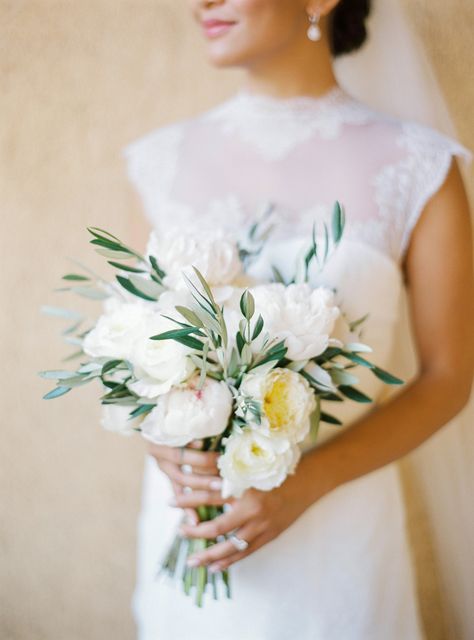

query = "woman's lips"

[{"left": 202, "top": 19, "right": 236, "bottom": 39}]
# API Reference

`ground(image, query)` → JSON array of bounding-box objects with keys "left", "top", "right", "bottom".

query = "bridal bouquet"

[{"left": 40, "top": 203, "right": 402, "bottom": 606}]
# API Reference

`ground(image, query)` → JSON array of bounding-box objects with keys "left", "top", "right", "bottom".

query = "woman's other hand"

[{"left": 146, "top": 440, "right": 230, "bottom": 524}]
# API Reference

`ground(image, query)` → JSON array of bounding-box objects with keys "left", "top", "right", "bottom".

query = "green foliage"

[
  {"left": 372, "top": 366, "right": 403, "bottom": 385},
  {"left": 88, "top": 227, "right": 144, "bottom": 262},
  {"left": 43, "top": 385, "right": 72, "bottom": 400},
  {"left": 239, "top": 290, "right": 255, "bottom": 321},
  {"left": 338, "top": 385, "right": 372, "bottom": 403},
  {"left": 150, "top": 327, "right": 205, "bottom": 352},
  {"left": 297, "top": 200, "right": 347, "bottom": 283},
  {"left": 62, "top": 274, "right": 90, "bottom": 282},
  {"left": 320, "top": 411, "right": 342, "bottom": 425},
  {"left": 107, "top": 261, "right": 146, "bottom": 274},
  {"left": 116, "top": 275, "right": 157, "bottom": 301}
]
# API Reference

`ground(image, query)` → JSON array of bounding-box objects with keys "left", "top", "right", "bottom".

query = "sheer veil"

[{"left": 334, "top": 1, "right": 473, "bottom": 637}]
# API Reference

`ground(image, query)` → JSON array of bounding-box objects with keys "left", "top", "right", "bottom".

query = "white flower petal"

[
  {"left": 218, "top": 430, "right": 300, "bottom": 498},
  {"left": 140, "top": 377, "right": 233, "bottom": 447}
]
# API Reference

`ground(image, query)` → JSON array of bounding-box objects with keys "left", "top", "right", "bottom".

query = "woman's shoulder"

[
  {"left": 349, "top": 95, "right": 470, "bottom": 162},
  {"left": 351, "top": 98, "right": 472, "bottom": 261},
  {"left": 122, "top": 117, "right": 191, "bottom": 162}
]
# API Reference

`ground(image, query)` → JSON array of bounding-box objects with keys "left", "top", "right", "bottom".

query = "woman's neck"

[{"left": 240, "top": 36, "right": 339, "bottom": 100}]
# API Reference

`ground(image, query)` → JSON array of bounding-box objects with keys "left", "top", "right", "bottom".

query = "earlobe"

[{"left": 306, "top": 0, "right": 341, "bottom": 18}]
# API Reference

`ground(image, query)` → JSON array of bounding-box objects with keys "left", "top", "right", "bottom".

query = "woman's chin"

[{"left": 204, "top": 43, "right": 250, "bottom": 68}]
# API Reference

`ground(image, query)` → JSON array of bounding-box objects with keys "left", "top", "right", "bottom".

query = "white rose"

[
  {"left": 100, "top": 403, "right": 141, "bottom": 436},
  {"left": 146, "top": 228, "right": 242, "bottom": 290},
  {"left": 239, "top": 368, "right": 316, "bottom": 444},
  {"left": 140, "top": 376, "right": 233, "bottom": 447},
  {"left": 128, "top": 314, "right": 195, "bottom": 399},
  {"left": 218, "top": 430, "right": 300, "bottom": 498},
  {"left": 83, "top": 302, "right": 153, "bottom": 360},
  {"left": 251, "top": 283, "right": 340, "bottom": 361}
]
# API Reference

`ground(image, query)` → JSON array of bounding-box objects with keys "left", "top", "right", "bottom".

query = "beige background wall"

[{"left": 1, "top": 2, "right": 472, "bottom": 639}]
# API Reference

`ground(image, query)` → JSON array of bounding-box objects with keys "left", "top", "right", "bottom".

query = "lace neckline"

[
  {"left": 230, "top": 85, "right": 350, "bottom": 114},
  {"left": 202, "top": 84, "right": 372, "bottom": 160}
]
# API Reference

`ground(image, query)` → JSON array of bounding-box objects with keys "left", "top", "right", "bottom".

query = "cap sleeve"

[
  {"left": 121, "top": 122, "right": 185, "bottom": 228},
  {"left": 399, "top": 122, "right": 472, "bottom": 258}
]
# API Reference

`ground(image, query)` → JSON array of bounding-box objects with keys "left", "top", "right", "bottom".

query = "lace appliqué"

[
  {"left": 151, "top": 193, "right": 252, "bottom": 237},
  {"left": 372, "top": 121, "right": 471, "bottom": 261},
  {"left": 202, "top": 88, "right": 372, "bottom": 161},
  {"left": 122, "top": 124, "right": 185, "bottom": 225}
]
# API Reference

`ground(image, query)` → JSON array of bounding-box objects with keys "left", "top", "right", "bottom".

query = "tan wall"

[{"left": 1, "top": 2, "right": 472, "bottom": 639}]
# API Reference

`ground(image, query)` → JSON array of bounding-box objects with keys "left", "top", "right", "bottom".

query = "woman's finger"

[
  {"left": 184, "top": 508, "right": 199, "bottom": 525},
  {"left": 147, "top": 442, "right": 219, "bottom": 473},
  {"left": 169, "top": 481, "right": 199, "bottom": 525},
  {"left": 179, "top": 503, "right": 246, "bottom": 540},
  {"left": 172, "top": 489, "right": 230, "bottom": 508},
  {"left": 158, "top": 460, "right": 223, "bottom": 492},
  {"left": 185, "top": 522, "right": 265, "bottom": 567},
  {"left": 187, "top": 440, "right": 204, "bottom": 449},
  {"left": 207, "top": 532, "right": 269, "bottom": 573}
]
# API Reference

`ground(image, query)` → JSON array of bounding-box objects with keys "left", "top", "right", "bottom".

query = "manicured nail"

[
  {"left": 209, "top": 564, "right": 220, "bottom": 573},
  {"left": 187, "top": 557, "right": 200, "bottom": 567},
  {"left": 210, "top": 479, "right": 222, "bottom": 490}
]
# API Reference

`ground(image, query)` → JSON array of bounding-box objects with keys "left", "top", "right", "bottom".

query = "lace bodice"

[{"left": 122, "top": 86, "right": 470, "bottom": 265}]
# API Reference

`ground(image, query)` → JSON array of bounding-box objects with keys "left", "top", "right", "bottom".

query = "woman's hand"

[
  {"left": 178, "top": 462, "right": 319, "bottom": 573},
  {"left": 146, "top": 440, "right": 230, "bottom": 524}
]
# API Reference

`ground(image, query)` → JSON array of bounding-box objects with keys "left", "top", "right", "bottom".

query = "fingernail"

[
  {"left": 187, "top": 557, "right": 200, "bottom": 567},
  {"left": 210, "top": 479, "right": 223, "bottom": 490},
  {"left": 185, "top": 514, "right": 198, "bottom": 526},
  {"left": 209, "top": 564, "right": 220, "bottom": 574}
]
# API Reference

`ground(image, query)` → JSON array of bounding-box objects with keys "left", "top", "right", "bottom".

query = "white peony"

[
  {"left": 218, "top": 429, "right": 301, "bottom": 498},
  {"left": 250, "top": 283, "right": 340, "bottom": 361},
  {"left": 128, "top": 314, "right": 195, "bottom": 399},
  {"left": 140, "top": 376, "right": 233, "bottom": 447},
  {"left": 83, "top": 302, "right": 153, "bottom": 360},
  {"left": 100, "top": 403, "right": 141, "bottom": 436},
  {"left": 146, "top": 228, "right": 242, "bottom": 290},
  {"left": 239, "top": 368, "right": 316, "bottom": 444}
]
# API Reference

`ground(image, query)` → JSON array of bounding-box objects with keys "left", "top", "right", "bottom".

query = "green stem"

[
  {"left": 210, "top": 570, "right": 218, "bottom": 600},
  {"left": 196, "top": 565, "right": 207, "bottom": 607},
  {"left": 193, "top": 537, "right": 208, "bottom": 606},
  {"left": 222, "top": 568, "right": 231, "bottom": 599},
  {"left": 183, "top": 538, "right": 194, "bottom": 596}
]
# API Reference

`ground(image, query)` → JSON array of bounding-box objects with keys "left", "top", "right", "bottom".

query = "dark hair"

[{"left": 330, "top": 0, "right": 371, "bottom": 57}]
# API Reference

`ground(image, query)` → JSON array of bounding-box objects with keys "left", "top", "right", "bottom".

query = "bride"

[{"left": 122, "top": 1, "right": 474, "bottom": 638}]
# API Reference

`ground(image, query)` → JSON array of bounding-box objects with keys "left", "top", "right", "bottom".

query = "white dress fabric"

[{"left": 122, "top": 86, "right": 470, "bottom": 640}]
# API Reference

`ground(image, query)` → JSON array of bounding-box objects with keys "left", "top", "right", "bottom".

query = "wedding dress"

[{"left": 122, "top": 85, "right": 469, "bottom": 640}]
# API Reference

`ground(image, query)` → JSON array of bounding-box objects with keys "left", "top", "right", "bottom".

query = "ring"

[
  {"left": 181, "top": 464, "right": 193, "bottom": 475},
  {"left": 228, "top": 532, "right": 249, "bottom": 552},
  {"left": 183, "top": 486, "right": 193, "bottom": 495}
]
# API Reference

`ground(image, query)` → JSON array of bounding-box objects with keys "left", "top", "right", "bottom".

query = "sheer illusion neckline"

[
  {"left": 202, "top": 84, "right": 371, "bottom": 157},
  {"left": 231, "top": 84, "right": 349, "bottom": 112},
  {"left": 203, "top": 84, "right": 369, "bottom": 130}
]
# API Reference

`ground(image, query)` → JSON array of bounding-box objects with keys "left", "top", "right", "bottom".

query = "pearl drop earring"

[{"left": 307, "top": 12, "right": 321, "bottom": 42}]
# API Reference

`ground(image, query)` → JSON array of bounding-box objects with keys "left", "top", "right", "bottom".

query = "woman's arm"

[
  {"left": 179, "top": 160, "right": 474, "bottom": 571},
  {"left": 299, "top": 160, "right": 474, "bottom": 497}
]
